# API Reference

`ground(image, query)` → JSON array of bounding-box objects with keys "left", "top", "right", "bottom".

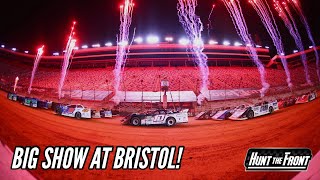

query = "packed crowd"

[{"left": 0, "top": 59, "right": 318, "bottom": 94}]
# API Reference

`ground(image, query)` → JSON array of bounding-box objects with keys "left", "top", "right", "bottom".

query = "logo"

[{"left": 244, "top": 148, "right": 312, "bottom": 171}]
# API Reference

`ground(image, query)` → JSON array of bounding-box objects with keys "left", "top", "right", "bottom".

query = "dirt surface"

[{"left": 0, "top": 90, "right": 319, "bottom": 179}]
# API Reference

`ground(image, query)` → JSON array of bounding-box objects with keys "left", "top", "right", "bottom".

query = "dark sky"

[{"left": 0, "top": 0, "right": 318, "bottom": 55}]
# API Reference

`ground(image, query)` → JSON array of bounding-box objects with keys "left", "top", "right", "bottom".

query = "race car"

[
  {"left": 211, "top": 107, "right": 234, "bottom": 120},
  {"left": 56, "top": 104, "right": 92, "bottom": 119},
  {"left": 37, "top": 100, "right": 53, "bottom": 109},
  {"left": 100, "top": 109, "right": 113, "bottom": 118},
  {"left": 8, "top": 93, "right": 25, "bottom": 104},
  {"left": 278, "top": 96, "right": 297, "bottom": 109},
  {"left": 17, "top": 96, "right": 25, "bottom": 104},
  {"left": 229, "top": 101, "right": 279, "bottom": 121},
  {"left": 296, "top": 91, "right": 317, "bottom": 104},
  {"left": 7, "top": 93, "right": 18, "bottom": 101},
  {"left": 121, "top": 109, "right": 189, "bottom": 126},
  {"left": 195, "top": 110, "right": 218, "bottom": 120},
  {"left": 23, "top": 97, "right": 38, "bottom": 108}
]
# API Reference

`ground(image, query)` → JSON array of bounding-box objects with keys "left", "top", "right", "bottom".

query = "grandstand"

[{"left": 0, "top": 45, "right": 319, "bottom": 111}]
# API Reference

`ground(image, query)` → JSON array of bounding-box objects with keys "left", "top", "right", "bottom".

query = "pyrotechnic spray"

[
  {"left": 207, "top": 4, "right": 216, "bottom": 37},
  {"left": 249, "top": 0, "right": 293, "bottom": 89},
  {"left": 177, "top": 0, "right": 210, "bottom": 104},
  {"left": 58, "top": 21, "right": 77, "bottom": 99},
  {"left": 28, "top": 45, "right": 44, "bottom": 94},
  {"left": 222, "top": 0, "right": 270, "bottom": 97},
  {"left": 274, "top": 1, "right": 311, "bottom": 85},
  {"left": 114, "top": 0, "right": 134, "bottom": 104},
  {"left": 287, "top": 0, "right": 319, "bottom": 83},
  {"left": 14, "top": 76, "right": 19, "bottom": 93}
]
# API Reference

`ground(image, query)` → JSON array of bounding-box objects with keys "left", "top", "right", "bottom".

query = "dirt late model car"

[
  {"left": 195, "top": 110, "right": 218, "bottom": 120},
  {"left": 7, "top": 93, "right": 18, "bottom": 101},
  {"left": 121, "top": 109, "right": 189, "bottom": 126},
  {"left": 23, "top": 97, "right": 38, "bottom": 108},
  {"left": 296, "top": 92, "right": 317, "bottom": 104},
  {"left": 278, "top": 96, "right": 297, "bottom": 109},
  {"left": 211, "top": 107, "right": 234, "bottom": 120},
  {"left": 90, "top": 109, "right": 113, "bottom": 118},
  {"left": 56, "top": 104, "right": 92, "bottom": 119},
  {"left": 7, "top": 93, "right": 25, "bottom": 103},
  {"left": 229, "top": 101, "right": 279, "bottom": 121}
]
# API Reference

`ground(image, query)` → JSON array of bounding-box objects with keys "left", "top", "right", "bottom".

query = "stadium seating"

[{"left": 0, "top": 58, "right": 318, "bottom": 96}]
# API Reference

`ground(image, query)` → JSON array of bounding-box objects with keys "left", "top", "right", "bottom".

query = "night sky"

[{"left": 0, "top": 0, "right": 318, "bottom": 55}]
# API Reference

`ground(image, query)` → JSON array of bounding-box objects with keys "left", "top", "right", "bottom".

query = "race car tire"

[
  {"left": 131, "top": 117, "right": 141, "bottom": 126},
  {"left": 57, "top": 109, "right": 62, "bottom": 115},
  {"left": 75, "top": 112, "right": 82, "bottom": 119},
  {"left": 247, "top": 110, "right": 254, "bottom": 119},
  {"left": 166, "top": 118, "right": 176, "bottom": 127},
  {"left": 269, "top": 106, "right": 274, "bottom": 114},
  {"left": 204, "top": 114, "right": 210, "bottom": 119}
]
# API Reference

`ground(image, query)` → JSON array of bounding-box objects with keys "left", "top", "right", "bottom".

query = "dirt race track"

[{"left": 0, "top": 90, "right": 319, "bottom": 179}]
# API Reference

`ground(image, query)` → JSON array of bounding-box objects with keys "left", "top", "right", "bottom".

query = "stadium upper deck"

[
  {"left": 0, "top": 44, "right": 318, "bottom": 69},
  {"left": 0, "top": 44, "right": 271, "bottom": 68}
]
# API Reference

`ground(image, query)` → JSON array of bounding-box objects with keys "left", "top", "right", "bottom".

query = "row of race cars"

[
  {"left": 196, "top": 91, "right": 317, "bottom": 121},
  {"left": 6, "top": 91, "right": 317, "bottom": 127},
  {"left": 7, "top": 93, "right": 113, "bottom": 119},
  {"left": 118, "top": 91, "right": 317, "bottom": 126},
  {"left": 7, "top": 92, "right": 187, "bottom": 126}
]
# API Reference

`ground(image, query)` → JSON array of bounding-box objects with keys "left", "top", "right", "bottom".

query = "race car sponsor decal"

[
  {"left": 244, "top": 148, "right": 312, "bottom": 171},
  {"left": 82, "top": 108, "right": 90, "bottom": 113},
  {"left": 153, "top": 115, "right": 165, "bottom": 122}
]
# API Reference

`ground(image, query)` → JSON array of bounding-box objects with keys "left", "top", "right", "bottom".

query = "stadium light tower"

[
  {"left": 193, "top": 38, "right": 204, "bottom": 47},
  {"left": 105, "top": 42, "right": 113, "bottom": 47},
  {"left": 81, "top": 45, "right": 88, "bottom": 49},
  {"left": 1, "top": 45, "right": 4, "bottom": 48},
  {"left": 293, "top": 50, "right": 298, "bottom": 53},
  {"left": 208, "top": 40, "right": 218, "bottom": 45},
  {"left": 24, "top": 51, "right": 29, "bottom": 54},
  {"left": 134, "top": 37, "right": 143, "bottom": 44},
  {"left": 12, "top": 48, "right": 17, "bottom": 51},
  {"left": 92, "top": 44, "right": 101, "bottom": 48},
  {"left": 118, "top": 41, "right": 128, "bottom": 46},
  {"left": 179, "top": 38, "right": 189, "bottom": 45},
  {"left": 146, "top": 35, "right": 160, "bottom": 44},
  {"left": 234, "top": 42, "right": 242, "bottom": 46},
  {"left": 223, "top": 41, "right": 230, "bottom": 46},
  {"left": 165, "top": 36, "right": 174, "bottom": 42}
]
